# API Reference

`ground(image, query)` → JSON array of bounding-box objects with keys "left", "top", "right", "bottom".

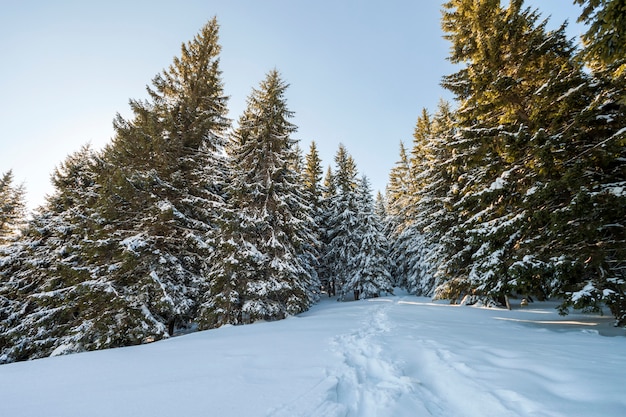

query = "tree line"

[
  {"left": 1, "top": 0, "right": 624, "bottom": 364},
  {"left": 0, "top": 18, "right": 393, "bottom": 363},
  {"left": 387, "top": 0, "right": 625, "bottom": 323}
]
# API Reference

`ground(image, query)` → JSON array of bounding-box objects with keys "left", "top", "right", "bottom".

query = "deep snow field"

[{"left": 1, "top": 293, "right": 624, "bottom": 417}]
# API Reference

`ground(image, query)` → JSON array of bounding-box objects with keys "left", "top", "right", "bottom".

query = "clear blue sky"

[{"left": 1, "top": 0, "right": 584, "bottom": 211}]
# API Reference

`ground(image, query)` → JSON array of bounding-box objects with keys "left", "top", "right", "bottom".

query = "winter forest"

[{"left": 1, "top": 0, "right": 625, "bottom": 365}]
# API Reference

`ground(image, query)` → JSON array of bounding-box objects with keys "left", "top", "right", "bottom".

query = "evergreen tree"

[
  {"left": 558, "top": 0, "right": 626, "bottom": 323},
  {"left": 386, "top": 142, "right": 414, "bottom": 227},
  {"left": 390, "top": 112, "right": 430, "bottom": 295},
  {"left": 419, "top": 103, "right": 463, "bottom": 299},
  {"left": 391, "top": 102, "right": 459, "bottom": 297},
  {"left": 344, "top": 177, "right": 394, "bottom": 300},
  {"left": 438, "top": 0, "right": 589, "bottom": 305},
  {"left": 197, "top": 70, "right": 315, "bottom": 328},
  {"left": 1, "top": 18, "right": 230, "bottom": 362},
  {"left": 303, "top": 142, "right": 324, "bottom": 209},
  {"left": 323, "top": 144, "right": 361, "bottom": 300},
  {"left": 301, "top": 143, "right": 324, "bottom": 255},
  {"left": 374, "top": 191, "right": 399, "bottom": 284},
  {"left": 322, "top": 166, "right": 336, "bottom": 200},
  {"left": 317, "top": 166, "right": 336, "bottom": 294},
  {"left": 0, "top": 170, "right": 26, "bottom": 244},
  {"left": 0, "top": 147, "right": 127, "bottom": 362},
  {"left": 300, "top": 141, "right": 325, "bottom": 292},
  {"left": 93, "top": 17, "right": 230, "bottom": 337},
  {"left": 385, "top": 142, "right": 416, "bottom": 288},
  {"left": 291, "top": 144, "right": 305, "bottom": 174},
  {"left": 374, "top": 191, "right": 387, "bottom": 220}
]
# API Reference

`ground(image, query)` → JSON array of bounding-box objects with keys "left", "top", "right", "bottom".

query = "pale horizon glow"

[{"left": 0, "top": 1, "right": 585, "bottom": 212}]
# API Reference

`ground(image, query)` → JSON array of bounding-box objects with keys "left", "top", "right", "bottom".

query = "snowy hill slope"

[{"left": 1, "top": 294, "right": 624, "bottom": 417}]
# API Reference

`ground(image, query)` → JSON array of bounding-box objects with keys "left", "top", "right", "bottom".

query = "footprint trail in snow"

[
  {"left": 267, "top": 299, "right": 542, "bottom": 417},
  {"left": 268, "top": 302, "right": 438, "bottom": 417},
  {"left": 328, "top": 304, "right": 419, "bottom": 416}
]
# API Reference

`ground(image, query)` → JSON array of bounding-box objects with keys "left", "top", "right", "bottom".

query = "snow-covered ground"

[{"left": 1, "top": 293, "right": 624, "bottom": 417}]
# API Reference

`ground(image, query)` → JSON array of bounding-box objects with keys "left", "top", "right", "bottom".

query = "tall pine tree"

[
  {"left": 299, "top": 142, "right": 325, "bottom": 295},
  {"left": 94, "top": 17, "right": 230, "bottom": 336},
  {"left": 1, "top": 18, "right": 231, "bottom": 362},
  {"left": 344, "top": 176, "right": 394, "bottom": 300},
  {"left": 317, "top": 166, "right": 336, "bottom": 294},
  {"left": 323, "top": 145, "right": 361, "bottom": 300},
  {"left": 0, "top": 147, "right": 124, "bottom": 362},
  {"left": 391, "top": 102, "right": 459, "bottom": 297},
  {"left": 197, "top": 70, "right": 316, "bottom": 328},
  {"left": 558, "top": 0, "right": 626, "bottom": 323}
]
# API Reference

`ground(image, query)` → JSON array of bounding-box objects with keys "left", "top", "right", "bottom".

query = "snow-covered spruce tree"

[
  {"left": 291, "top": 143, "right": 322, "bottom": 301},
  {"left": 0, "top": 146, "right": 120, "bottom": 362},
  {"left": 386, "top": 142, "right": 414, "bottom": 225},
  {"left": 343, "top": 176, "right": 394, "bottom": 300},
  {"left": 93, "top": 17, "right": 230, "bottom": 338},
  {"left": 374, "top": 190, "right": 399, "bottom": 282},
  {"left": 391, "top": 102, "right": 459, "bottom": 298},
  {"left": 0, "top": 19, "right": 230, "bottom": 363},
  {"left": 196, "top": 70, "right": 316, "bottom": 329},
  {"left": 386, "top": 142, "right": 416, "bottom": 288},
  {"left": 438, "top": 0, "right": 603, "bottom": 307},
  {"left": 0, "top": 170, "right": 26, "bottom": 244},
  {"left": 389, "top": 112, "right": 432, "bottom": 294},
  {"left": 552, "top": 0, "right": 626, "bottom": 324},
  {"left": 299, "top": 141, "right": 325, "bottom": 293},
  {"left": 323, "top": 144, "right": 361, "bottom": 300},
  {"left": 317, "top": 166, "right": 337, "bottom": 294},
  {"left": 416, "top": 103, "right": 461, "bottom": 298},
  {"left": 440, "top": 1, "right": 553, "bottom": 304},
  {"left": 302, "top": 142, "right": 325, "bottom": 236},
  {"left": 374, "top": 191, "right": 387, "bottom": 219}
]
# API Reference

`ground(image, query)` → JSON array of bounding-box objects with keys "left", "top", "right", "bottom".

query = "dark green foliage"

[
  {"left": 98, "top": 17, "right": 229, "bottom": 331},
  {"left": 88, "top": 17, "right": 230, "bottom": 336},
  {"left": 437, "top": 1, "right": 587, "bottom": 304},
  {"left": 299, "top": 142, "right": 324, "bottom": 293},
  {"left": 303, "top": 142, "right": 324, "bottom": 211}
]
